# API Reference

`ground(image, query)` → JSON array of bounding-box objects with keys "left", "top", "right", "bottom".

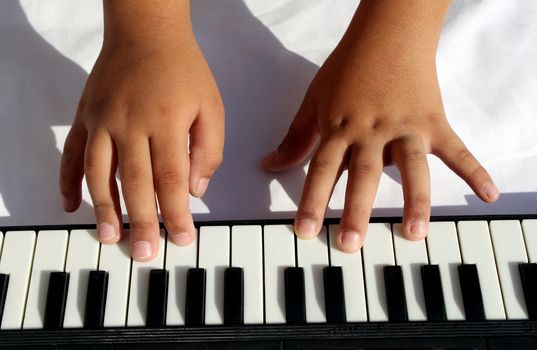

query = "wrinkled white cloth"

[{"left": 0, "top": 0, "right": 536, "bottom": 227}]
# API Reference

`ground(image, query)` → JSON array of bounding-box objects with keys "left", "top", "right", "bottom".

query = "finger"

[
  {"left": 261, "top": 99, "right": 318, "bottom": 172},
  {"left": 151, "top": 132, "right": 196, "bottom": 246},
  {"left": 391, "top": 136, "right": 430, "bottom": 240},
  {"left": 294, "top": 138, "right": 348, "bottom": 239},
  {"left": 337, "top": 143, "right": 383, "bottom": 253},
  {"left": 117, "top": 135, "right": 159, "bottom": 262},
  {"left": 59, "top": 121, "right": 87, "bottom": 212},
  {"left": 433, "top": 129, "right": 499, "bottom": 203},
  {"left": 84, "top": 130, "right": 123, "bottom": 244},
  {"left": 188, "top": 105, "right": 224, "bottom": 197}
]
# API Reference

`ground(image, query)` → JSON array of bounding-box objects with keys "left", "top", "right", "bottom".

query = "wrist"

[
  {"left": 340, "top": 0, "right": 451, "bottom": 61},
  {"left": 103, "top": 0, "right": 194, "bottom": 51}
]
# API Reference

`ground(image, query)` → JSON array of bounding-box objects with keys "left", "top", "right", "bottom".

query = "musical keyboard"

[{"left": 1, "top": 215, "right": 537, "bottom": 349}]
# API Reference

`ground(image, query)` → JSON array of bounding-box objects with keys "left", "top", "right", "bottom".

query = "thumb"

[
  {"left": 261, "top": 101, "right": 319, "bottom": 172},
  {"left": 188, "top": 106, "right": 225, "bottom": 197}
]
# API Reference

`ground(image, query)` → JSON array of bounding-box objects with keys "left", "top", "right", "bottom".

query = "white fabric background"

[{"left": 0, "top": 0, "right": 536, "bottom": 227}]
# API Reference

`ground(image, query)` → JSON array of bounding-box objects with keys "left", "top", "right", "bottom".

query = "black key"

[
  {"left": 185, "top": 268, "right": 206, "bottom": 326},
  {"left": 323, "top": 266, "right": 346, "bottom": 323},
  {"left": 224, "top": 267, "right": 244, "bottom": 325},
  {"left": 84, "top": 270, "right": 108, "bottom": 328},
  {"left": 458, "top": 264, "right": 485, "bottom": 321},
  {"left": 146, "top": 269, "right": 169, "bottom": 327},
  {"left": 421, "top": 264, "right": 447, "bottom": 321},
  {"left": 383, "top": 265, "right": 408, "bottom": 322},
  {"left": 0, "top": 274, "right": 9, "bottom": 323},
  {"left": 285, "top": 267, "right": 306, "bottom": 324},
  {"left": 44, "top": 271, "right": 70, "bottom": 329},
  {"left": 519, "top": 263, "right": 537, "bottom": 320}
]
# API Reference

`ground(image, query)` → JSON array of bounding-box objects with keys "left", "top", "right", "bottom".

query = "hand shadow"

[{"left": 0, "top": 1, "right": 93, "bottom": 226}]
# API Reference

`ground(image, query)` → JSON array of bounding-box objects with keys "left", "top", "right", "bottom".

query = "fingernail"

[
  {"left": 132, "top": 241, "right": 152, "bottom": 259},
  {"left": 170, "top": 232, "right": 192, "bottom": 246},
  {"left": 294, "top": 219, "right": 317, "bottom": 238},
  {"left": 409, "top": 219, "right": 427, "bottom": 239},
  {"left": 98, "top": 223, "right": 117, "bottom": 241},
  {"left": 195, "top": 178, "right": 209, "bottom": 197},
  {"left": 340, "top": 231, "right": 361, "bottom": 251},
  {"left": 261, "top": 150, "right": 278, "bottom": 167},
  {"left": 484, "top": 182, "right": 500, "bottom": 201},
  {"left": 62, "top": 195, "right": 73, "bottom": 211}
]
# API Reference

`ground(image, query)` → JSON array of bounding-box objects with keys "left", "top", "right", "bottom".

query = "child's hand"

[
  {"left": 59, "top": 1, "right": 224, "bottom": 261},
  {"left": 262, "top": 0, "right": 498, "bottom": 252}
]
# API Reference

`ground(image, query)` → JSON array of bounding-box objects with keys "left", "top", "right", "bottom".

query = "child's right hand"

[{"left": 59, "top": 1, "right": 224, "bottom": 262}]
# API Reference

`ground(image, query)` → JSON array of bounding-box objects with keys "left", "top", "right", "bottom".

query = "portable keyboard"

[{"left": 1, "top": 215, "right": 537, "bottom": 349}]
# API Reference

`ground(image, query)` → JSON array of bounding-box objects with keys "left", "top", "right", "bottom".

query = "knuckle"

[
  {"left": 122, "top": 164, "right": 148, "bottom": 189},
  {"left": 129, "top": 220, "right": 157, "bottom": 235},
  {"left": 408, "top": 194, "right": 431, "bottom": 210},
  {"left": 455, "top": 147, "right": 474, "bottom": 164},
  {"left": 404, "top": 150, "right": 427, "bottom": 165},
  {"left": 93, "top": 201, "right": 115, "bottom": 214},
  {"left": 161, "top": 211, "right": 190, "bottom": 231},
  {"left": 348, "top": 160, "right": 378, "bottom": 177},
  {"left": 309, "top": 157, "right": 333, "bottom": 173},
  {"left": 154, "top": 170, "right": 185, "bottom": 190}
]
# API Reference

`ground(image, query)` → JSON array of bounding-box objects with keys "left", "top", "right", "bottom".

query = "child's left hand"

[{"left": 261, "top": 0, "right": 499, "bottom": 252}]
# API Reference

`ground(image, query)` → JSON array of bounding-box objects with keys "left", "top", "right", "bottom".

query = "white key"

[
  {"left": 198, "top": 226, "right": 229, "bottom": 325},
  {"left": 23, "top": 230, "right": 69, "bottom": 329},
  {"left": 362, "top": 223, "right": 395, "bottom": 322},
  {"left": 231, "top": 225, "right": 263, "bottom": 324},
  {"left": 0, "top": 231, "right": 36, "bottom": 329},
  {"left": 100, "top": 232, "right": 131, "bottom": 327},
  {"left": 392, "top": 224, "right": 428, "bottom": 321},
  {"left": 127, "top": 230, "right": 166, "bottom": 326},
  {"left": 328, "top": 225, "right": 367, "bottom": 322},
  {"left": 490, "top": 220, "right": 528, "bottom": 319},
  {"left": 426, "top": 222, "right": 465, "bottom": 320},
  {"left": 522, "top": 219, "right": 537, "bottom": 262},
  {"left": 264, "top": 225, "right": 295, "bottom": 324},
  {"left": 0, "top": 232, "right": 3, "bottom": 253},
  {"left": 296, "top": 227, "right": 329, "bottom": 323},
  {"left": 457, "top": 221, "right": 505, "bottom": 320},
  {"left": 166, "top": 230, "right": 198, "bottom": 326},
  {"left": 63, "top": 229, "right": 100, "bottom": 328}
]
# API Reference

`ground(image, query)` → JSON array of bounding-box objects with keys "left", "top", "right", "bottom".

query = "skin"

[
  {"left": 60, "top": 0, "right": 224, "bottom": 262},
  {"left": 60, "top": 0, "right": 499, "bottom": 262},
  {"left": 262, "top": 0, "right": 499, "bottom": 251}
]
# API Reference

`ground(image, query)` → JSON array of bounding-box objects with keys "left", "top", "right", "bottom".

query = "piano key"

[
  {"left": 296, "top": 227, "right": 328, "bottom": 323},
  {"left": 425, "top": 222, "right": 464, "bottom": 320},
  {"left": 264, "top": 225, "right": 296, "bottom": 324},
  {"left": 489, "top": 220, "right": 529, "bottom": 319},
  {"left": 0, "top": 274, "right": 8, "bottom": 324},
  {"left": 165, "top": 229, "right": 198, "bottom": 326},
  {"left": 519, "top": 263, "right": 537, "bottom": 320},
  {"left": 84, "top": 270, "right": 108, "bottom": 328},
  {"left": 458, "top": 264, "right": 485, "bottom": 321},
  {"left": 43, "top": 272, "right": 70, "bottom": 329},
  {"left": 185, "top": 268, "right": 206, "bottom": 326},
  {"left": 0, "top": 231, "right": 36, "bottom": 329},
  {"left": 63, "top": 229, "right": 100, "bottom": 328},
  {"left": 323, "top": 266, "right": 346, "bottom": 323},
  {"left": 420, "top": 265, "right": 447, "bottom": 321},
  {"left": 362, "top": 223, "right": 395, "bottom": 322},
  {"left": 384, "top": 265, "right": 408, "bottom": 322},
  {"left": 23, "top": 230, "right": 68, "bottom": 329},
  {"left": 224, "top": 267, "right": 243, "bottom": 325},
  {"left": 146, "top": 269, "right": 168, "bottom": 327},
  {"left": 457, "top": 221, "right": 505, "bottom": 319},
  {"left": 285, "top": 267, "right": 306, "bottom": 324},
  {"left": 127, "top": 229, "right": 166, "bottom": 326},
  {"left": 392, "top": 223, "right": 428, "bottom": 321},
  {"left": 328, "top": 225, "right": 366, "bottom": 322},
  {"left": 231, "top": 225, "right": 263, "bottom": 324},
  {"left": 198, "top": 226, "right": 230, "bottom": 325},
  {"left": 99, "top": 232, "right": 131, "bottom": 327},
  {"left": 522, "top": 219, "right": 537, "bottom": 262}
]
